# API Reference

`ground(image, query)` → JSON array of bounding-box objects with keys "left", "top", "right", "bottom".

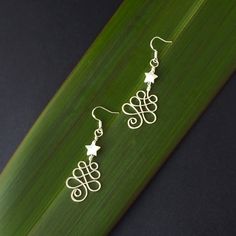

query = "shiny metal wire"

[
  {"left": 66, "top": 106, "right": 119, "bottom": 202},
  {"left": 122, "top": 35, "right": 172, "bottom": 129}
]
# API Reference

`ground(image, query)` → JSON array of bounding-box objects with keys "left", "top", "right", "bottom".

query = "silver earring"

[
  {"left": 122, "top": 36, "right": 172, "bottom": 129},
  {"left": 66, "top": 106, "right": 119, "bottom": 202}
]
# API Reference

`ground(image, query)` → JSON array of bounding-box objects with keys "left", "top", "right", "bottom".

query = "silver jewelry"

[
  {"left": 122, "top": 36, "right": 172, "bottom": 129},
  {"left": 66, "top": 106, "right": 119, "bottom": 202}
]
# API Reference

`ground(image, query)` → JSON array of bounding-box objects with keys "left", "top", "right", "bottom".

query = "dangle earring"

[
  {"left": 66, "top": 106, "right": 119, "bottom": 202},
  {"left": 122, "top": 36, "right": 172, "bottom": 129}
]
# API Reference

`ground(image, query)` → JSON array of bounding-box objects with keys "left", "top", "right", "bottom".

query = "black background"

[{"left": 0, "top": 1, "right": 235, "bottom": 235}]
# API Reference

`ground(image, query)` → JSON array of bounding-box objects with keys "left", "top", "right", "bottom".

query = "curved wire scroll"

[
  {"left": 66, "top": 160, "right": 101, "bottom": 202},
  {"left": 122, "top": 90, "right": 158, "bottom": 129}
]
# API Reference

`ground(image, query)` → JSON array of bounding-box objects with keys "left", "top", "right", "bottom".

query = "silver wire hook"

[
  {"left": 150, "top": 36, "right": 172, "bottom": 59},
  {"left": 150, "top": 36, "right": 172, "bottom": 51},
  {"left": 92, "top": 106, "right": 120, "bottom": 128}
]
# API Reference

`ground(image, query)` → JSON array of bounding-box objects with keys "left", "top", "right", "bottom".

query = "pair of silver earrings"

[{"left": 66, "top": 36, "right": 172, "bottom": 202}]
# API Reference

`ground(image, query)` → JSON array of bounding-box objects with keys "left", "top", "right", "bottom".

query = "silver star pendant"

[
  {"left": 144, "top": 70, "right": 158, "bottom": 84},
  {"left": 85, "top": 141, "right": 101, "bottom": 156}
]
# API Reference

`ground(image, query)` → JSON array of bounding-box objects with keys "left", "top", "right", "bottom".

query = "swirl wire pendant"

[
  {"left": 122, "top": 67, "right": 159, "bottom": 129},
  {"left": 66, "top": 160, "right": 101, "bottom": 202},
  {"left": 122, "top": 88, "right": 158, "bottom": 129}
]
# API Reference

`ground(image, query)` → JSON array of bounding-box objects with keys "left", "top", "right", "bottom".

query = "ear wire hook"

[
  {"left": 150, "top": 36, "right": 172, "bottom": 60},
  {"left": 91, "top": 106, "right": 119, "bottom": 141},
  {"left": 92, "top": 106, "right": 120, "bottom": 128}
]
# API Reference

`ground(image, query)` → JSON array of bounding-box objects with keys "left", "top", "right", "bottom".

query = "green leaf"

[{"left": 0, "top": 0, "right": 235, "bottom": 235}]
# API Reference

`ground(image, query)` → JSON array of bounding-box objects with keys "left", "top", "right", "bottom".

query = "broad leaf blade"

[{"left": 0, "top": 0, "right": 236, "bottom": 235}]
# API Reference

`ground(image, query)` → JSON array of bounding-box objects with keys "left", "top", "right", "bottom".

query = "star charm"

[
  {"left": 144, "top": 71, "right": 158, "bottom": 84},
  {"left": 85, "top": 141, "right": 101, "bottom": 156}
]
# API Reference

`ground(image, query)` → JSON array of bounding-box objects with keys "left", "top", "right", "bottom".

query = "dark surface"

[{"left": 0, "top": 1, "right": 235, "bottom": 236}]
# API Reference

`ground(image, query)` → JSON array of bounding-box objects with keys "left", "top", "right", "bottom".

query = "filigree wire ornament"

[
  {"left": 122, "top": 36, "right": 172, "bottom": 129},
  {"left": 65, "top": 106, "right": 119, "bottom": 202},
  {"left": 65, "top": 160, "right": 101, "bottom": 202}
]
